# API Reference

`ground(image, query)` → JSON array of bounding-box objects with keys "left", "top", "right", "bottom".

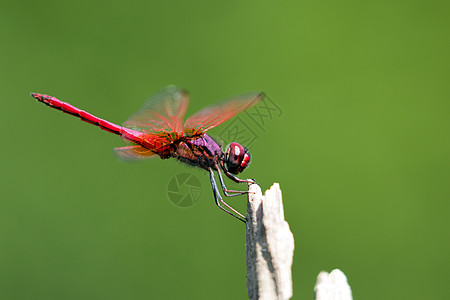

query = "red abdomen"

[{"left": 30, "top": 93, "right": 144, "bottom": 145}]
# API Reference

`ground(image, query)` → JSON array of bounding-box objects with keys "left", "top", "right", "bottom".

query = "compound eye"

[
  {"left": 226, "top": 143, "right": 247, "bottom": 174},
  {"left": 227, "top": 143, "right": 244, "bottom": 166}
]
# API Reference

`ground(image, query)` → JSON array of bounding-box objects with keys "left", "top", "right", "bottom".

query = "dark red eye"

[{"left": 225, "top": 142, "right": 251, "bottom": 174}]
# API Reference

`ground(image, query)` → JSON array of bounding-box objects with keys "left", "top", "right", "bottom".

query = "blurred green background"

[{"left": 1, "top": 0, "right": 449, "bottom": 299}]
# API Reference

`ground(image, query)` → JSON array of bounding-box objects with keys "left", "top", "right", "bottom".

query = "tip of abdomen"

[{"left": 30, "top": 92, "right": 43, "bottom": 100}]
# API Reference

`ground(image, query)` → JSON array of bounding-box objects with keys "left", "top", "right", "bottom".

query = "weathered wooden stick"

[
  {"left": 246, "top": 183, "right": 295, "bottom": 300},
  {"left": 314, "top": 269, "right": 353, "bottom": 300}
]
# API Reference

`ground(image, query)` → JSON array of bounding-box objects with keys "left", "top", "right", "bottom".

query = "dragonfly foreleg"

[
  {"left": 215, "top": 164, "right": 250, "bottom": 197},
  {"left": 209, "top": 168, "right": 246, "bottom": 223},
  {"left": 220, "top": 161, "right": 256, "bottom": 184}
]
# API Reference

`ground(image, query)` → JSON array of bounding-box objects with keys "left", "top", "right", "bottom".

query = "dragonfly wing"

[
  {"left": 123, "top": 86, "right": 189, "bottom": 140},
  {"left": 183, "top": 92, "right": 264, "bottom": 136},
  {"left": 114, "top": 145, "right": 158, "bottom": 160}
]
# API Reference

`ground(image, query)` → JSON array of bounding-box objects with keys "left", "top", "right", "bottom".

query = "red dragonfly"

[{"left": 30, "top": 86, "right": 265, "bottom": 222}]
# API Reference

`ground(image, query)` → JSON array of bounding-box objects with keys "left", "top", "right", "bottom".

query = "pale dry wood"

[
  {"left": 246, "top": 183, "right": 294, "bottom": 300},
  {"left": 314, "top": 269, "right": 353, "bottom": 300}
]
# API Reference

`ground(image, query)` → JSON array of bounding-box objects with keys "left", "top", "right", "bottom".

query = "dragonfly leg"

[
  {"left": 209, "top": 168, "right": 246, "bottom": 223},
  {"left": 220, "top": 161, "right": 257, "bottom": 184},
  {"left": 215, "top": 164, "right": 250, "bottom": 197}
]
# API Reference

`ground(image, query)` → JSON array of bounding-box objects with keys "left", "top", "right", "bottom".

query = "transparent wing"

[
  {"left": 184, "top": 92, "right": 264, "bottom": 136},
  {"left": 123, "top": 86, "right": 189, "bottom": 140},
  {"left": 114, "top": 145, "right": 158, "bottom": 161}
]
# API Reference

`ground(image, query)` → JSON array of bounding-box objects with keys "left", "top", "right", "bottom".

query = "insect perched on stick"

[{"left": 30, "top": 86, "right": 266, "bottom": 222}]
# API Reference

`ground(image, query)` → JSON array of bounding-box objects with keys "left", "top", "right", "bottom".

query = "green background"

[{"left": 1, "top": 0, "right": 449, "bottom": 299}]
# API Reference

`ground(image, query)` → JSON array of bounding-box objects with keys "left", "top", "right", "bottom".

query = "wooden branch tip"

[
  {"left": 314, "top": 269, "right": 353, "bottom": 300},
  {"left": 246, "top": 182, "right": 294, "bottom": 300}
]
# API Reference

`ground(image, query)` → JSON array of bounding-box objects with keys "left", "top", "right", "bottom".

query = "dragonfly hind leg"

[{"left": 209, "top": 168, "right": 246, "bottom": 223}]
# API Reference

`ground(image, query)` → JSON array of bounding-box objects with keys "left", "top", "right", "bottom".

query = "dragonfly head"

[{"left": 224, "top": 142, "right": 251, "bottom": 174}]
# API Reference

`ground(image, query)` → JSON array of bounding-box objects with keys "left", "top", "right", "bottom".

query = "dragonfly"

[{"left": 30, "top": 86, "right": 265, "bottom": 222}]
